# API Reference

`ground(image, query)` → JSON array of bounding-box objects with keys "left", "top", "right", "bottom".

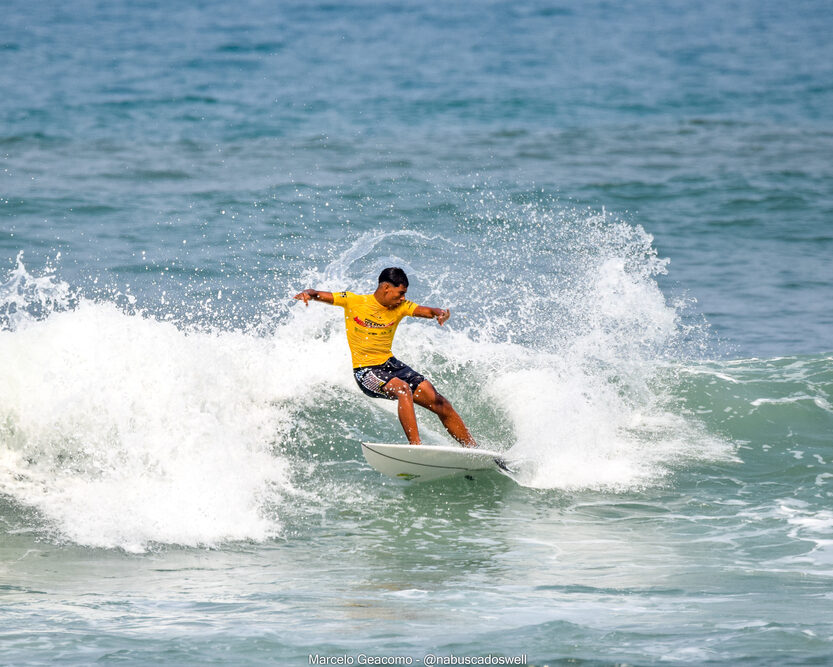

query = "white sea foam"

[
  {"left": 775, "top": 501, "right": 833, "bottom": 572},
  {"left": 0, "top": 258, "right": 352, "bottom": 551}
]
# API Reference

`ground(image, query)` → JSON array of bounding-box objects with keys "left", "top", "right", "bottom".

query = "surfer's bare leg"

[
  {"left": 383, "top": 378, "right": 421, "bottom": 445},
  {"left": 413, "top": 380, "right": 477, "bottom": 448}
]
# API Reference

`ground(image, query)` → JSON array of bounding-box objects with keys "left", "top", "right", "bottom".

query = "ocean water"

[{"left": 2, "top": 0, "right": 833, "bottom": 664}]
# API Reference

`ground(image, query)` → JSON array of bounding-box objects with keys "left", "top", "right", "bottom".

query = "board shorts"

[{"left": 353, "top": 357, "right": 426, "bottom": 400}]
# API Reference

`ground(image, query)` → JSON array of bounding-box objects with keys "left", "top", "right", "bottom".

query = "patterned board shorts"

[{"left": 353, "top": 357, "right": 426, "bottom": 400}]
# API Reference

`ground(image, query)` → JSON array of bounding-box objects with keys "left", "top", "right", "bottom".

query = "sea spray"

[
  {"left": 0, "top": 258, "right": 317, "bottom": 551},
  {"left": 0, "top": 252, "right": 76, "bottom": 332},
  {"left": 293, "top": 201, "right": 732, "bottom": 490}
]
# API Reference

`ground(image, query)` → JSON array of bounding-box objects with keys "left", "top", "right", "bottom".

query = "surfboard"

[{"left": 361, "top": 442, "right": 514, "bottom": 482}]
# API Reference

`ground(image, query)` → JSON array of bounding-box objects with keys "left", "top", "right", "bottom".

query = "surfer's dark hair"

[{"left": 378, "top": 267, "right": 409, "bottom": 287}]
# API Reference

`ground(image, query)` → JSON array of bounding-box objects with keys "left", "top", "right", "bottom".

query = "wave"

[
  {"left": 0, "top": 205, "right": 744, "bottom": 550},
  {"left": 672, "top": 355, "right": 833, "bottom": 466}
]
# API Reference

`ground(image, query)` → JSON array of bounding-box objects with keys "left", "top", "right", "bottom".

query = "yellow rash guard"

[{"left": 332, "top": 291, "right": 418, "bottom": 368}]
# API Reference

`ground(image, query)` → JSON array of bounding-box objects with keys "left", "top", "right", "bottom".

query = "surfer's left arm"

[
  {"left": 413, "top": 305, "right": 450, "bottom": 326},
  {"left": 293, "top": 289, "right": 335, "bottom": 305}
]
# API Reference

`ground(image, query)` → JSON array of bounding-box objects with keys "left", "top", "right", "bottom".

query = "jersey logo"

[{"left": 353, "top": 316, "right": 394, "bottom": 329}]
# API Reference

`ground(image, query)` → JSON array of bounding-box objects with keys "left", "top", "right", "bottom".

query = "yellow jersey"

[{"left": 332, "top": 291, "right": 418, "bottom": 368}]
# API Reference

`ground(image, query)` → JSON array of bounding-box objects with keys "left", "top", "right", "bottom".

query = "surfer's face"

[{"left": 377, "top": 282, "right": 408, "bottom": 308}]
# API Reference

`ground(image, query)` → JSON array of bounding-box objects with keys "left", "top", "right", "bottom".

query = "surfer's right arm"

[{"left": 293, "top": 289, "right": 335, "bottom": 306}]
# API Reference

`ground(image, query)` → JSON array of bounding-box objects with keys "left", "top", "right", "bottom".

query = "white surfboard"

[{"left": 361, "top": 442, "right": 513, "bottom": 482}]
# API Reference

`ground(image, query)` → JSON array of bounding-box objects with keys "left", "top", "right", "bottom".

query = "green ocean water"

[{"left": 2, "top": 0, "right": 833, "bottom": 664}]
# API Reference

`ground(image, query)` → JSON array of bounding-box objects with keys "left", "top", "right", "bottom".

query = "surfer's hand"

[
  {"left": 294, "top": 289, "right": 314, "bottom": 305},
  {"left": 412, "top": 305, "right": 450, "bottom": 323}
]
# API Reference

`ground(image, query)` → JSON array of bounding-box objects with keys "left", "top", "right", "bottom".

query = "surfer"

[{"left": 294, "top": 267, "right": 477, "bottom": 448}]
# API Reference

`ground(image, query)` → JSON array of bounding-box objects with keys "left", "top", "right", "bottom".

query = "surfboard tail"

[{"left": 493, "top": 457, "right": 515, "bottom": 475}]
